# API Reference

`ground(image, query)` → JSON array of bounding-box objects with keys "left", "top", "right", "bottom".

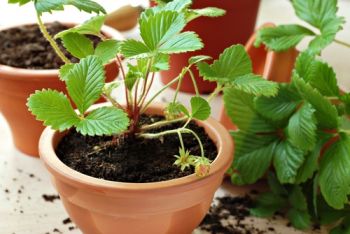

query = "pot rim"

[
  {"left": 39, "top": 103, "right": 233, "bottom": 192},
  {"left": 0, "top": 21, "right": 124, "bottom": 79}
]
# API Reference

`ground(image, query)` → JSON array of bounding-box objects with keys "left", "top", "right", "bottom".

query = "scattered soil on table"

[
  {"left": 62, "top": 218, "right": 72, "bottom": 225},
  {"left": 198, "top": 195, "right": 277, "bottom": 234},
  {"left": 42, "top": 194, "right": 60, "bottom": 202},
  {"left": 56, "top": 115, "right": 217, "bottom": 183},
  {"left": 0, "top": 22, "right": 101, "bottom": 69}
]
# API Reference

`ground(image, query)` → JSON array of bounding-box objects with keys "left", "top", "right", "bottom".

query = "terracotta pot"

[
  {"left": 220, "top": 23, "right": 299, "bottom": 130},
  {"left": 0, "top": 22, "right": 123, "bottom": 157},
  {"left": 158, "top": 0, "right": 261, "bottom": 94},
  {"left": 39, "top": 103, "right": 233, "bottom": 234}
]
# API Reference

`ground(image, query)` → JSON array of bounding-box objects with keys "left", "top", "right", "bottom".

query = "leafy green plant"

[
  {"left": 10, "top": 0, "right": 271, "bottom": 177},
  {"left": 221, "top": 0, "right": 350, "bottom": 231}
]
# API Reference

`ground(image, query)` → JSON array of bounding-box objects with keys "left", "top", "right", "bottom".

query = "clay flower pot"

[
  {"left": 39, "top": 103, "right": 233, "bottom": 234},
  {"left": 159, "top": 0, "right": 261, "bottom": 94},
  {"left": 220, "top": 23, "right": 299, "bottom": 130},
  {"left": 0, "top": 22, "right": 123, "bottom": 157}
]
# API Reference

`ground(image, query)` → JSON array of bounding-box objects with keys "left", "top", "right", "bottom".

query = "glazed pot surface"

[
  {"left": 0, "top": 23, "right": 122, "bottom": 157},
  {"left": 39, "top": 103, "right": 234, "bottom": 234}
]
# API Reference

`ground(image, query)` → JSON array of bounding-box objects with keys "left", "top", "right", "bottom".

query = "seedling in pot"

[
  {"left": 13, "top": 0, "right": 273, "bottom": 177},
  {"left": 220, "top": 0, "right": 350, "bottom": 232}
]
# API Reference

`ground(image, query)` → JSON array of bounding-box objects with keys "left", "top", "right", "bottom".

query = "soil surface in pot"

[
  {"left": 56, "top": 115, "right": 218, "bottom": 183},
  {"left": 0, "top": 22, "right": 101, "bottom": 69}
]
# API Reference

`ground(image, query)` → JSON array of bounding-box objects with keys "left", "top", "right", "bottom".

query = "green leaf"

[
  {"left": 250, "top": 192, "right": 287, "bottom": 217},
  {"left": 27, "top": 89, "right": 79, "bottom": 131},
  {"left": 255, "top": 84, "right": 301, "bottom": 121},
  {"left": 163, "top": 0, "right": 192, "bottom": 11},
  {"left": 273, "top": 141, "right": 306, "bottom": 184},
  {"left": 289, "top": 186, "right": 308, "bottom": 210},
  {"left": 59, "top": 64, "right": 75, "bottom": 81},
  {"left": 232, "top": 140, "right": 277, "bottom": 185},
  {"left": 292, "top": 0, "right": 338, "bottom": 28},
  {"left": 158, "top": 31, "right": 203, "bottom": 54},
  {"left": 190, "top": 96, "right": 210, "bottom": 120},
  {"left": 94, "top": 40, "right": 121, "bottom": 64},
  {"left": 152, "top": 54, "right": 170, "bottom": 71},
  {"left": 330, "top": 216, "right": 350, "bottom": 234},
  {"left": 223, "top": 88, "right": 275, "bottom": 132},
  {"left": 319, "top": 133, "right": 350, "bottom": 209},
  {"left": 197, "top": 45, "right": 252, "bottom": 84},
  {"left": 188, "top": 55, "right": 212, "bottom": 65},
  {"left": 294, "top": 52, "right": 339, "bottom": 96},
  {"left": 8, "top": 0, "right": 31, "bottom": 6},
  {"left": 69, "top": 0, "right": 106, "bottom": 14},
  {"left": 120, "top": 39, "right": 150, "bottom": 58},
  {"left": 287, "top": 208, "right": 311, "bottom": 230},
  {"left": 140, "top": 11, "right": 186, "bottom": 51},
  {"left": 318, "top": 196, "right": 348, "bottom": 225},
  {"left": 186, "top": 7, "right": 226, "bottom": 22},
  {"left": 61, "top": 33, "right": 94, "bottom": 59},
  {"left": 35, "top": 0, "right": 106, "bottom": 15},
  {"left": 232, "top": 74, "right": 278, "bottom": 97},
  {"left": 308, "top": 17, "right": 345, "bottom": 54},
  {"left": 76, "top": 107, "right": 129, "bottom": 136},
  {"left": 66, "top": 56, "right": 105, "bottom": 114},
  {"left": 293, "top": 74, "right": 339, "bottom": 129},
  {"left": 294, "top": 52, "right": 315, "bottom": 81},
  {"left": 255, "top": 24, "right": 315, "bottom": 51},
  {"left": 341, "top": 94, "right": 350, "bottom": 115},
  {"left": 287, "top": 103, "right": 317, "bottom": 151},
  {"left": 231, "top": 131, "right": 278, "bottom": 158},
  {"left": 55, "top": 15, "right": 106, "bottom": 38},
  {"left": 267, "top": 172, "right": 288, "bottom": 196},
  {"left": 164, "top": 102, "right": 184, "bottom": 120},
  {"left": 295, "top": 136, "right": 329, "bottom": 184}
]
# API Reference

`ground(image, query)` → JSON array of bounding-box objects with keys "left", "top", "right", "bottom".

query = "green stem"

[
  {"left": 140, "top": 73, "right": 183, "bottom": 113},
  {"left": 185, "top": 128, "right": 205, "bottom": 158},
  {"left": 172, "top": 68, "right": 187, "bottom": 104},
  {"left": 140, "top": 116, "right": 187, "bottom": 131},
  {"left": 36, "top": 13, "right": 71, "bottom": 64},
  {"left": 139, "top": 127, "right": 205, "bottom": 157},
  {"left": 334, "top": 38, "right": 350, "bottom": 49},
  {"left": 182, "top": 118, "right": 192, "bottom": 129},
  {"left": 207, "top": 85, "right": 223, "bottom": 103},
  {"left": 177, "top": 132, "right": 185, "bottom": 149},
  {"left": 188, "top": 69, "right": 200, "bottom": 96}
]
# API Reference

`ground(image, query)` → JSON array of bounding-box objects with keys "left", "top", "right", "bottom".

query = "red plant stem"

[
  {"left": 139, "top": 72, "right": 156, "bottom": 109},
  {"left": 137, "top": 60, "right": 152, "bottom": 104},
  {"left": 116, "top": 56, "right": 130, "bottom": 114}
]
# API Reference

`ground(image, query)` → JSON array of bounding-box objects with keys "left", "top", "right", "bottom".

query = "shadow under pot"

[
  {"left": 219, "top": 23, "right": 299, "bottom": 130},
  {"left": 0, "top": 22, "right": 123, "bottom": 157},
  {"left": 156, "top": 0, "right": 261, "bottom": 94},
  {"left": 39, "top": 103, "right": 233, "bottom": 234}
]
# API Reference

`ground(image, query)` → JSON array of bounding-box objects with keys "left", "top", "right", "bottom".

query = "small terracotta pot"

[
  {"left": 220, "top": 23, "right": 299, "bottom": 130},
  {"left": 158, "top": 0, "right": 261, "bottom": 94},
  {"left": 39, "top": 103, "right": 233, "bottom": 234},
  {"left": 0, "top": 23, "right": 123, "bottom": 157}
]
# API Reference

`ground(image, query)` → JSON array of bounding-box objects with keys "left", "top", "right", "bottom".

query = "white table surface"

[{"left": 1, "top": 0, "right": 349, "bottom": 233}]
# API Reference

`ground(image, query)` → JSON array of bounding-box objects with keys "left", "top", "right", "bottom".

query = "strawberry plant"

[
  {"left": 219, "top": 0, "right": 350, "bottom": 232},
  {"left": 9, "top": 0, "right": 275, "bottom": 177}
]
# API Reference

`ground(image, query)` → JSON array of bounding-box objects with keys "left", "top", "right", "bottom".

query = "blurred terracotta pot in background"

[
  {"left": 39, "top": 103, "right": 233, "bottom": 234},
  {"left": 0, "top": 23, "right": 122, "bottom": 157},
  {"left": 157, "top": 0, "right": 262, "bottom": 94},
  {"left": 220, "top": 23, "right": 299, "bottom": 130}
]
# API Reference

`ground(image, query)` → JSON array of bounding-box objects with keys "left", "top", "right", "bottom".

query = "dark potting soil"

[
  {"left": 56, "top": 115, "right": 218, "bottom": 183},
  {"left": 0, "top": 22, "right": 101, "bottom": 69}
]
